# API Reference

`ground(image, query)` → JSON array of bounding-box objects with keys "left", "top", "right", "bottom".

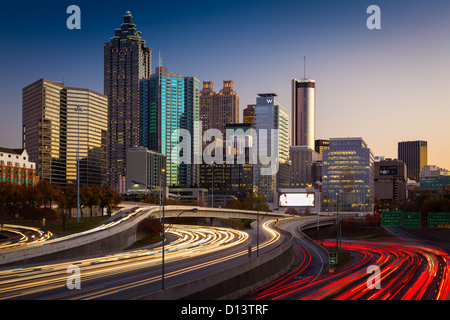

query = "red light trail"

[{"left": 249, "top": 239, "right": 450, "bottom": 300}]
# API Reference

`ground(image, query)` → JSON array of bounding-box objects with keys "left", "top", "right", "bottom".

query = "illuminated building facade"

[
  {"left": 253, "top": 93, "right": 290, "bottom": 204},
  {"left": 139, "top": 67, "right": 200, "bottom": 187},
  {"left": 22, "top": 79, "right": 108, "bottom": 186},
  {"left": 289, "top": 145, "right": 321, "bottom": 188},
  {"left": 243, "top": 104, "right": 255, "bottom": 125},
  {"left": 322, "top": 137, "right": 374, "bottom": 213},
  {"left": 315, "top": 139, "right": 329, "bottom": 157},
  {"left": 199, "top": 123, "right": 255, "bottom": 204},
  {"left": 398, "top": 140, "right": 427, "bottom": 182},
  {"left": 0, "top": 148, "right": 39, "bottom": 186},
  {"left": 199, "top": 80, "right": 239, "bottom": 135},
  {"left": 104, "top": 11, "right": 152, "bottom": 190},
  {"left": 292, "top": 78, "right": 315, "bottom": 149}
]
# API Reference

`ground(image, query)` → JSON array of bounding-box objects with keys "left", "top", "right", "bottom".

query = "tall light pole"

[
  {"left": 74, "top": 106, "right": 83, "bottom": 222},
  {"left": 257, "top": 193, "right": 260, "bottom": 257},
  {"left": 132, "top": 168, "right": 166, "bottom": 290},
  {"left": 211, "top": 162, "right": 214, "bottom": 208},
  {"left": 161, "top": 168, "right": 166, "bottom": 289},
  {"left": 336, "top": 192, "right": 340, "bottom": 251}
]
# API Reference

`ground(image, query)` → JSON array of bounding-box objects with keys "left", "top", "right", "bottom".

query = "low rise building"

[
  {"left": 374, "top": 158, "right": 407, "bottom": 205},
  {"left": 0, "top": 148, "right": 38, "bottom": 186}
]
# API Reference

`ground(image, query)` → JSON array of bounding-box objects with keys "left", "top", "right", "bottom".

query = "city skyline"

[{"left": 1, "top": 0, "right": 450, "bottom": 170}]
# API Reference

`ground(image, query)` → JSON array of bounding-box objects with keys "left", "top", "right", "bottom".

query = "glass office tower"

[
  {"left": 104, "top": 11, "right": 152, "bottom": 190},
  {"left": 322, "top": 138, "right": 374, "bottom": 213},
  {"left": 139, "top": 67, "right": 199, "bottom": 187},
  {"left": 253, "top": 93, "right": 290, "bottom": 204},
  {"left": 22, "top": 79, "right": 108, "bottom": 186},
  {"left": 398, "top": 140, "right": 427, "bottom": 182}
]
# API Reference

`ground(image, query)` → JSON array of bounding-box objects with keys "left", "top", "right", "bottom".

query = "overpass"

[
  {"left": 0, "top": 204, "right": 291, "bottom": 266},
  {"left": 0, "top": 203, "right": 337, "bottom": 299}
]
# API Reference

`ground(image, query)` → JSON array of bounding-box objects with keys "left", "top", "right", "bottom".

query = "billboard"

[
  {"left": 279, "top": 193, "right": 315, "bottom": 207},
  {"left": 379, "top": 166, "right": 398, "bottom": 175}
]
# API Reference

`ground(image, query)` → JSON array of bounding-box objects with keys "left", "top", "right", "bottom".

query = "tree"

[
  {"left": 143, "top": 194, "right": 160, "bottom": 204},
  {"left": 80, "top": 185, "right": 101, "bottom": 217},
  {"left": 58, "top": 187, "right": 77, "bottom": 231},
  {"left": 98, "top": 186, "right": 121, "bottom": 216},
  {"left": 225, "top": 198, "right": 242, "bottom": 209},
  {"left": 241, "top": 192, "right": 269, "bottom": 212},
  {"left": 36, "top": 180, "right": 58, "bottom": 208},
  {"left": 285, "top": 208, "right": 299, "bottom": 216}
]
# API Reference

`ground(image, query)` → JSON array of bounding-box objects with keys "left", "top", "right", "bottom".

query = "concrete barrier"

[
  {"left": 0, "top": 208, "right": 331, "bottom": 301},
  {"left": 0, "top": 206, "right": 157, "bottom": 266},
  {"left": 137, "top": 224, "right": 295, "bottom": 300},
  {"left": 0, "top": 206, "right": 285, "bottom": 266},
  {"left": 136, "top": 218, "right": 335, "bottom": 300}
]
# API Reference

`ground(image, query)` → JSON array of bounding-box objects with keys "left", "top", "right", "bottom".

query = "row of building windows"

[{"left": 0, "top": 176, "right": 38, "bottom": 185}]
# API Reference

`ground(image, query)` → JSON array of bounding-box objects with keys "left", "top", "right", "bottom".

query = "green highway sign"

[
  {"left": 402, "top": 212, "right": 421, "bottom": 228},
  {"left": 382, "top": 211, "right": 402, "bottom": 226},
  {"left": 329, "top": 252, "right": 338, "bottom": 265},
  {"left": 428, "top": 212, "right": 450, "bottom": 228}
]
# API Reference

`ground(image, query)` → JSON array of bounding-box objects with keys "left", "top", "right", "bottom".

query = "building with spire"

[
  {"left": 139, "top": 66, "right": 200, "bottom": 187},
  {"left": 104, "top": 11, "right": 152, "bottom": 190},
  {"left": 291, "top": 58, "right": 315, "bottom": 150},
  {"left": 292, "top": 77, "right": 315, "bottom": 149}
]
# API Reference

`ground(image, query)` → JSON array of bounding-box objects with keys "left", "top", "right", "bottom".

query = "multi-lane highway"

[
  {"left": 1, "top": 212, "right": 448, "bottom": 301},
  {"left": 246, "top": 224, "right": 450, "bottom": 300},
  {"left": 0, "top": 219, "right": 285, "bottom": 300}
]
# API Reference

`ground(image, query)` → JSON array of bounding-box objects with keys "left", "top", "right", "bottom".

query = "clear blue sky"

[{"left": 1, "top": 0, "right": 449, "bottom": 170}]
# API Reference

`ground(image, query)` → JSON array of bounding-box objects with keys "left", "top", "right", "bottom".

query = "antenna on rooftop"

[
  {"left": 304, "top": 55, "right": 306, "bottom": 79},
  {"left": 159, "top": 51, "right": 162, "bottom": 68}
]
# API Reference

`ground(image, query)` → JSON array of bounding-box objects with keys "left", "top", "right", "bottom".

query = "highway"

[
  {"left": 0, "top": 219, "right": 285, "bottom": 300},
  {"left": 246, "top": 224, "right": 450, "bottom": 300},
  {"left": 0, "top": 224, "right": 54, "bottom": 250}
]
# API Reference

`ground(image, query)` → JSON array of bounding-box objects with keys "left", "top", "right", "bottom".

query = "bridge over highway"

[{"left": 0, "top": 203, "right": 324, "bottom": 266}]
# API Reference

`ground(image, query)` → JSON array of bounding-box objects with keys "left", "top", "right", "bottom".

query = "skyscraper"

[
  {"left": 253, "top": 93, "right": 290, "bottom": 204},
  {"left": 199, "top": 80, "right": 239, "bottom": 135},
  {"left": 22, "top": 79, "right": 108, "bottom": 186},
  {"left": 289, "top": 145, "right": 321, "bottom": 188},
  {"left": 315, "top": 139, "right": 330, "bottom": 157},
  {"left": 243, "top": 104, "right": 255, "bottom": 125},
  {"left": 104, "top": 11, "right": 152, "bottom": 190},
  {"left": 292, "top": 78, "right": 315, "bottom": 149},
  {"left": 398, "top": 140, "right": 427, "bottom": 182},
  {"left": 139, "top": 67, "right": 200, "bottom": 187},
  {"left": 322, "top": 138, "right": 374, "bottom": 213}
]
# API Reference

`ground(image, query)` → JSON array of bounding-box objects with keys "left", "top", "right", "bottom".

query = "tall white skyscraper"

[{"left": 291, "top": 78, "right": 315, "bottom": 149}]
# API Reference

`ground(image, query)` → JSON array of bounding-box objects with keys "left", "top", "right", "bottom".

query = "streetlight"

[
  {"left": 164, "top": 208, "right": 199, "bottom": 233},
  {"left": 132, "top": 168, "right": 167, "bottom": 289},
  {"left": 74, "top": 106, "right": 83, "bottom": 222},
  {"left": 336, "top": 192, "right": 341, "bottom": 251}
]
